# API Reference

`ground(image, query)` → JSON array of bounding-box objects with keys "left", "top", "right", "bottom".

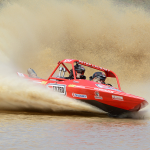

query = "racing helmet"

[
  {"left": 92, "top": 72, "right": 106, "bottom": 81},
  {"left": 69, "top": 64, "right": 85, "bottom": 78},
  {"left": 74, "top": 64, "right": 85, "bottom": 74}
]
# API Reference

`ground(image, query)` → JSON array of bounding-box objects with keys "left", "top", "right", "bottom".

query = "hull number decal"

[{"left": 47, "top": 83, "right": 66, "bottom": 95}]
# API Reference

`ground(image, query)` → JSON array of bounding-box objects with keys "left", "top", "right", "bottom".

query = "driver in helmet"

[
  {"left": 89, "top": 72, "right": 106, "bottom": 84},
  {"left": 89, "top": 72, "right": 112, "bottom": 86},
  {"left": 69, "top": 64, "right": 86, "bottom": 79}
]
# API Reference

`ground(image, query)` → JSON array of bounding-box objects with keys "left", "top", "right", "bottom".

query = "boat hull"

[
  {"left": 17, "top": 71, "right": 148, "bottom": 117},
  {"left": 79, "top": 99, "right": 148, "bottom": 116}
]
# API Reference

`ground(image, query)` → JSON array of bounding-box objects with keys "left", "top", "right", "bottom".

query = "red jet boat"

[{"left": 17, "top": 59, "right": 148, "bottom": 117}]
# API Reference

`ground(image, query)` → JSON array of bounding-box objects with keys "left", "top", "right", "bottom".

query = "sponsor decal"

[
  {"left": 79, "top": 60, "right": 109, "bottom": 71},
  {"left": 75, "top": 85, "right": 86, "bottom": 88},
  {"left": 17, "top": 72, "right": 25, "bottom": 77},
  {"left": 68, "top": 84, "right": 76, "bottom": 87},
  {"left": 95, "top": 84, "right": 104, "bottom": 88},
  {"left": 94, "top": 88, "right": 114, "bottom": 93},
  {"left": 63, "top": 59, "right": 73, "bottom": 63},
  {"left": 73, "top": 81, "right": 79, "bottom": 83},
  {"left": 34, "top": 81, "right": 42, "bottom": 84},
  {"left": 95, "top": 91, "right": 103, "bottom": 99},
  {"left": 72, "top": 93, "right": 87, "bottom": 98},
  {"left": 112, "top": 95, "right": 124, "bottom": 101},
  {"left": 47, "top": 83, "right": 66, "bottom": 95},
  {"left": 41, "top": 81, "right": 48, "bottom": 85},
  {"left": 95, "top": 91, "right": 99, "bottom": 96},
  {"left": 96, "top": 84, "right": 121, "bottom": 93},
  {"left": 105, "top": 87, "right": 122, "bottom": 92}
]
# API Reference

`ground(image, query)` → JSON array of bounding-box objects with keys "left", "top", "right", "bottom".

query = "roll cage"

[{"left": 48, "top": 59, "right": 121, "bottom": 90}]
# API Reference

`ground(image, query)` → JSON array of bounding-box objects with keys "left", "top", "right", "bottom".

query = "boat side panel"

[{"left": 65, "top": 81, "right": 144, "bottom": 112}]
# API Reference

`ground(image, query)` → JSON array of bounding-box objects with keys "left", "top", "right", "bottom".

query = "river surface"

[{"left": 0, "top": 112, "right": 150, "bottom": 150}]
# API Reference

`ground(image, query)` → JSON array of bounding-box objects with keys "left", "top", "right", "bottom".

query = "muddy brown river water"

[{"left": 0, "top": 112, "right": 150, "bottom": 150}]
